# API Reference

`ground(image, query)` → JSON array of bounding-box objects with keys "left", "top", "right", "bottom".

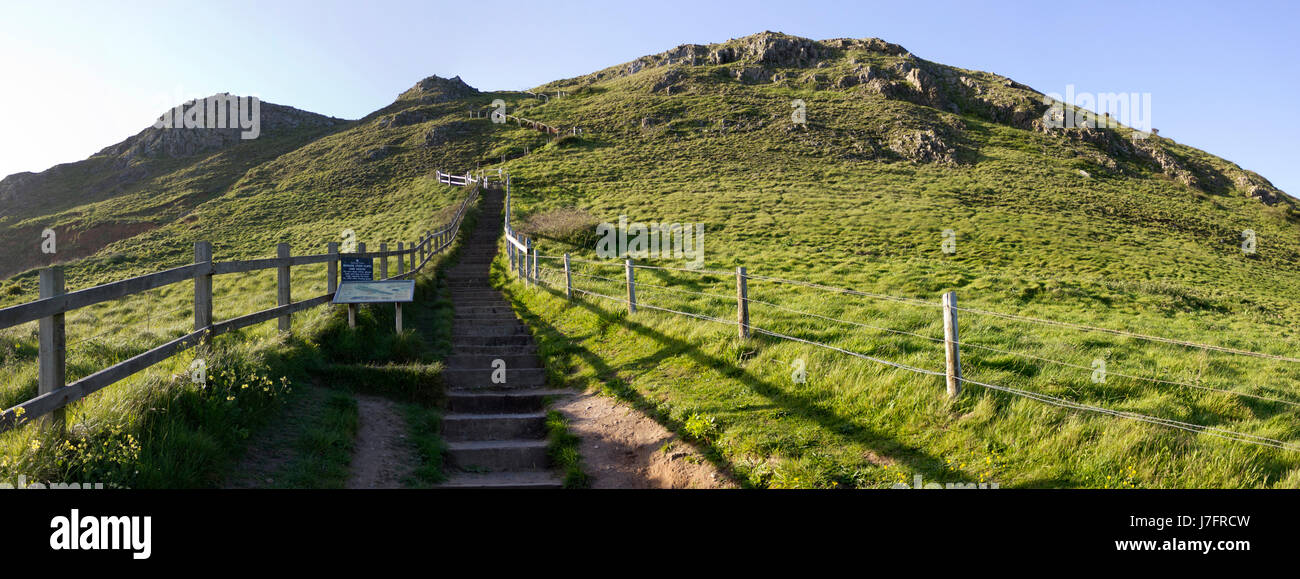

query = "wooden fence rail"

[{"left": 0, "top": 178, "right": 480, "bottom": 435}]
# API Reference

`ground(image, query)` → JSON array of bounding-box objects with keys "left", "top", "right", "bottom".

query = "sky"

[{"left": 2, "top": 0, "right": 1297, "bottom": 194}]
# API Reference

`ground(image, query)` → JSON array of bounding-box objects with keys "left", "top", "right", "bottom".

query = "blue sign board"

[{"left": 340, "top": 258, "right": 373, "bottom": 282}]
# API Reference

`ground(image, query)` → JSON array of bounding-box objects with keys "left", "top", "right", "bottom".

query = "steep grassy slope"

[
  {"left": 486, "top": 33, "right": 1300, "bottom": 487},
  {"left": 0, "top": 78, "right": 490, "bottom": 486}
]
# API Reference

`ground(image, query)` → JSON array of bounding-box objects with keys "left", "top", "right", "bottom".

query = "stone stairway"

[{"left": 438, "top": 186, "right": 563, "bottom": 489}]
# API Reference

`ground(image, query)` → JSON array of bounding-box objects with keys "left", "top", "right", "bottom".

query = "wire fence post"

[
  {"left": 38, "top": 266, "right": 66, "bottom": 429},
  {"left": 737, "top": 266, "right": 749, "bottom": 339},
  {"left": 564, "top": 253, "right": 572, "bottom": 299},
  {"left": 194, "top": 241, "right": 213, "bottom": 332},
  {"left": 277, "top": 243, "right": 291, "bottom": 332},
  {"left": 379, "top": 242, "right": 389, "bottom": 279},
  {"left": 942, "top": 290, "right": 962, "bottom": 398},
  {"left": 625, "top": 258, "right": 637, "bottom": 314}
]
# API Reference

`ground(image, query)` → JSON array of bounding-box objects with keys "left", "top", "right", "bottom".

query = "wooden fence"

[
  {"left": 435, "top": 170, "right": 481, "bottom": 187},
  {"left": 501, "top": 173, "right": 539, "bottom": 284},
  {"left": 0, "top": 180, "right": 479, "bottom": 434}
]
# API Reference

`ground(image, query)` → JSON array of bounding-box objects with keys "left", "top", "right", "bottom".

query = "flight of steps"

[{"left": 438, "top": 186, "right": 564, "bottom": 489}]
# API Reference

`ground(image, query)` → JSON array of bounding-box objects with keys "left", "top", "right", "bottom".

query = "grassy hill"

[
  {"left": 0, "top": 78, "right": 495, "bottom": 487},
  {"left": 488, "top": 32, "right": 1300, "bottom": 488},
  {"left": 2, "top": 31, "right": 1298, "bottom": 488}
]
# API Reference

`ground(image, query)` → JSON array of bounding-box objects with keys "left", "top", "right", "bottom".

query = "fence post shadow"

[{"left": 500, "top": 277, "right": 955, "bottom": 487}]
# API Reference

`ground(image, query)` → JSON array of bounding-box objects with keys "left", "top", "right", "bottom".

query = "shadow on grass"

[{"left": 500, "top": 276, "right": 955, "bottom": 489}]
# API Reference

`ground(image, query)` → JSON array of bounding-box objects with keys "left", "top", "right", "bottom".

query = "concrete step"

[
  {"left": 446, "top": 354, "right": 541, "bottom": 369},
  {"left": 452, "top": 325, "right": 530, "bottom": 337},
  {"left": 454, "top": 316, "right": 524, "bottom": 325},
  {"left": 442, "top": 412, "right": 546, "bottom": 441},
  {"left": 451, "top": 345, "right": 539, "bottom": 356},
  {"left": 449, "top": 297, "right": 509, "bottom": 304},
  {"left": 453, "top": 306, "right": 514, "bottom": 315},
  {"left": 443, "top": 367, "right": 547, "bottom": 389},
  {"left": 446, "top": 440, "right": 549, "bottom": 471},
  {"left": 445, "top": 389, "right": 554, "bottom": 413},
  {"left": 448, "top": 292, "right": 507, "bottom": 299},
  {"left": 436, "top": 470, "right": 563, "bottom": 489}
]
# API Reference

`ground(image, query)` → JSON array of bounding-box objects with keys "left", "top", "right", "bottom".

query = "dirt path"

[
  {"left": 346, "top": 394, "right": 416, "bottom": 489},
  {"left": 553, "top": 390, "right": 735, "bottom": 489}
]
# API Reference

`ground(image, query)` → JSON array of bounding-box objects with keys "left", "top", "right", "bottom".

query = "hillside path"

[{"left": 436, "top": 186, "right": 565, "bottom": 488}]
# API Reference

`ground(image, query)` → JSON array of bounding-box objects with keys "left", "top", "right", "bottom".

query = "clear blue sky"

[{"left": 2, "top": 0, "right": 1297, "bottom": 194}]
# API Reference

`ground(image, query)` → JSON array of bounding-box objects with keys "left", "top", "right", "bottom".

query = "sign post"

[
  {"left": 333, "top": 280, "right": 416, "bottom": 334},
  {"left": 340, "top": 252, "right": 373, "bottom": 328}
]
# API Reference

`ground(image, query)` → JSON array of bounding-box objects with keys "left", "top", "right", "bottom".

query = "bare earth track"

[
  {"left": 346, "top": 394, "right": 416, "bottom": 489},
  {"left": 553, "top": 390, "right": 734, "bottom": 489}
]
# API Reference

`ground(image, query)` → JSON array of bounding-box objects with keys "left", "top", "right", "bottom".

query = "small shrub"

[{"left": 518, "top": 207, "right": 602, "bottom": 247}]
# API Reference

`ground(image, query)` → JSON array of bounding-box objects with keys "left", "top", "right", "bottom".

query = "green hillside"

[
  {"left": 490, "top": 32, "right": 1300, "bottom": 488},
  {"left": 2, "top": 31, "right": 1298, "bottom": 488}
]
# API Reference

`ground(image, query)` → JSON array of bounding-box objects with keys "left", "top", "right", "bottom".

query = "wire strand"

[
  {"left": 745, "top": 273, "right": 939, "bottom": 308},
  {"left": 955, "top": 305, "right": 1300, "bottom": 363},
  {"left": 956, "top": 339, "right": 1300, "bottom": 408}
]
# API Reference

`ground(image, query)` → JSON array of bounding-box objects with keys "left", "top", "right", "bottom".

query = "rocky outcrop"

[
  {"left": 1130, "top": 137, "right": 1200, "bottom": 189},
  {"left": 733, "top": 66, "right": 768, "bottom": 83},
  {"left": 399, "top": 75, "right": 479, "bottom": 104},
  {"left": 836, "top": 65, "right": 876, "bottom": 88},
  {"left": 97, "top": 95, "right": 344, "bottom": 160},
  {"left": 717, "top": 32, "right": 823, "bottom": 67},
  {"left": 890, "top": 129, "right": 956, "bottom": 164},
  {"left": 1231, "top": 169, "right": 1285, "bottom": 205},
  {"left": 424, "top": 121, "right": 475, "bottom": 147},
  {"left": 379, "top": 108, "right": 433, "bottom": 128}
]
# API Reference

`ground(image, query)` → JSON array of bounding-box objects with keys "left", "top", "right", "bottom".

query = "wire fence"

[
  {"left": 519, "top": 245, "right": 1300, "bottom": 455},
  {"left": 497, "top": 163, "right": 1300, "bottom": 456}
]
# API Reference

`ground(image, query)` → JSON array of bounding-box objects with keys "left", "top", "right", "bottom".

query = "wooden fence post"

[
  {"left": 410, "top": 241, "right": 416, "bottom": 272},
  {"left": 379, "top": 242, "right": 388, "bottom": 279},
  {"left": 38, "top": 266, "right": 66, "bottom": 429},
  {"left": 348, "top": 242, "right": 364, "bottom": 329},
  {"left": 524, "top": 237, "right": 534, "bottom": 286},
  {"left": 737, "top": 266, "right": 749, "bottom": 339},
  {"left": 277, "top": 243, "right": 291, "bottom": 332},
  {"left": 529, "top": 239, "right": 538, "bottom": 283},
  {"left": 563, "top": 253, "right": 572, "bottom": 299},
  {"left": 507, "top": 229, "right": 516, "bottom": 273},
  {"left": 514, "top": 236, "right": 523, "bottom": 279},
  {"left": 942, "top": 291, "right": 962, "bottom": 398},
  {"left": 625, "top": 258, "right": 637, "bottom": 314},
  {"left": 327, "top": 242, "right": 339, "bottom": 296},
  {"left": 396, "top": 242, "right": 405, "bottom": 276},
  {"left": 194, "top": 241, "right": 213, "bottom": 332}
]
